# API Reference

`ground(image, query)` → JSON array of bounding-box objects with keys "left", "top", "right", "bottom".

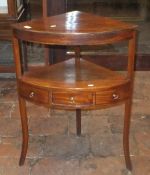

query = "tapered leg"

[
  {"left": 18, "top": 97, "right": 28, "bottom": 166},
  {"left": 123, "top": 99, "right": 132, "bottom": 171},
  {"left": 76, "top": 109, "right": 81, "bottom": 136}
]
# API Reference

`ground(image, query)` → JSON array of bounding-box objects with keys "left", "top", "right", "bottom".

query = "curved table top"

[{"left": 12, "top": 11, "right": 137, "bottom": 45}]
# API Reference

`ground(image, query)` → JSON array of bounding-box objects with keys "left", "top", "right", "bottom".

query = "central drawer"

[{"left": 51, "top": 91, "right": 94, "bottom": 107}]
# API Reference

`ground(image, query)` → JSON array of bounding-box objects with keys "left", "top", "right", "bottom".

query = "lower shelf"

[{"left": 18, "top": 58, "right": 131, "bottom": 109}]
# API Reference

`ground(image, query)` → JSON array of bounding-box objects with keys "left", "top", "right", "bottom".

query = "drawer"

[
  {"left": 96, "top": 83, "right": 130, "bottom": 106},
  {"left": 52, "top": 92, "right": 94, "bottom": 107},
  {"left": 19, "top": 82, "right": 49, "bottom": 105}
]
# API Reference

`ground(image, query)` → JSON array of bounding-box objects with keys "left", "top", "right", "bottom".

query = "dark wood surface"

[
  {"left": 12, "top": 11, "right": 137, "bottom": 170},
  {"left": 46, "top": 0, "right": 66, "bottom": 16},
  {"left": 13, "top": 11, "right": 137, "bottom": 45},
  {"left": 18, "top": 58, "right": 130, "bottom": 109},
  {"left": 21, "top": 58, "right": 129, "bottom": 89},
  {"left": 83, "top": 54, "right": 150, "bottom": 71},
  {"left": 41, "top": 0, "right": 149, "bottom": 70}
]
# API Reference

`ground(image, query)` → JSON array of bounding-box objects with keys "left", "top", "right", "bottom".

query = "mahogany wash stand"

[{"left": 12, "top": 11, "right": 137, "bottom": 171}]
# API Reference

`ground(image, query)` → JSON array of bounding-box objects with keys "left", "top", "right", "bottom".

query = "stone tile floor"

[{"left": 0, "top": 71, "right": 150, "bottom": 175}]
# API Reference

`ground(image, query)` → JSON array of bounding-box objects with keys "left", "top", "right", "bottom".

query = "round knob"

[
  {"left": 29, "top": 92, "right": 35, "bottom": 98},
  {"left": 70, "top": 96, "right": 75, "bottom": 103},
  {"left": 112, "top": 93, "right": 119, "bottom": 100}
]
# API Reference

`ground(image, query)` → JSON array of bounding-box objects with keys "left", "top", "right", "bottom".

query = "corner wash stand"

[{"left": 12, "top": 11, "right": 137, "bottom": 171}]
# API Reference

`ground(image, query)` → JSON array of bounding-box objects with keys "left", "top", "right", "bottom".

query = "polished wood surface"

[
  {"left": 21, "top": 58, "right": 129, "bottom": 90},
  {"left": 17, "top": 58, "right": 130, "bottom": 109},
  {"left": 40, "top": 0, "right": 149, "bottom": 70},
  {"left": 46, "top": 0, "right": 66, "bottom": 16},
  {"left": 13, "top": 11, "right": 136, "bottom": 45},
  {"left": 12, "top": 11, "right": 137, "bottom": 171}
]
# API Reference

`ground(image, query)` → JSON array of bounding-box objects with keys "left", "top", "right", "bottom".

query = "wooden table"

[{"left": 12, "top": 11, "right": 137, "bottom": 171}]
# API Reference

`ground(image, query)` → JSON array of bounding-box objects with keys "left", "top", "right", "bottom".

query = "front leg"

[{"left": 18, "top": 97, "right": 29, "bottom": 166}]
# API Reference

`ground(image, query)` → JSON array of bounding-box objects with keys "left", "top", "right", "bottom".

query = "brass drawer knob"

[
  {"left": 112, "top": 93, "right": 119, "bottom": 100},
  {"left": 70, "top": 96, "right": 75, "bottom": 103},
  {"left": 29, "top": 92, "right": 35, "bottom": 98}
]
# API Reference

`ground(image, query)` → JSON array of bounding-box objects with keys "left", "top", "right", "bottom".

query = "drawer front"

[
  {"left": 19, "top": 82, "right": 49, "bottom": 105},
  {"left": 96, "top": 83, "right": 130, "bottom": 106},
  {"left": 52, "top": 92, "right": 94, "bottom": 107}
]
